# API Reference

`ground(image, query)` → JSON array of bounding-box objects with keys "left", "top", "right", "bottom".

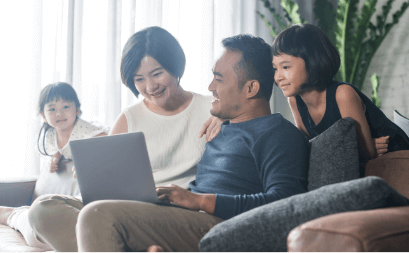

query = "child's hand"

[
  {"left": 72, "top": 166, "right": 77, "bottom": 178},
  {"left": 374, "top": 136, "right": 389, "bottom": 157},
  {"left": 49, "top": 152, "right": 62, "bottom": 173}
]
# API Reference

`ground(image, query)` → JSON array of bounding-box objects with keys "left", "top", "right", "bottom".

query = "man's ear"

[{"left": 245, "top": 80, "right": 261, "bottom": 99}]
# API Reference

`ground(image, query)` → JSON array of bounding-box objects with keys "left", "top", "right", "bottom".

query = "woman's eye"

[
  {"left": 153, "top": 72, "right": 162, "bottom": 77},
  {"left": 63, "top": 105, "right": 70, "bottom": 109},
  {"left": 134, "top": 78, "right": 143, "bottom": 82},
  {"left": 283, "top": 66, "right": 290, "bottom": 69},
  {"left": 48, "top": 108, "right": 55, "bottom": 112}
]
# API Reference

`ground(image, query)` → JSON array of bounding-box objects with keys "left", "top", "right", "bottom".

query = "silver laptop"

[{"left": 70, "top": 132, "right": 170, "bottom": 206}]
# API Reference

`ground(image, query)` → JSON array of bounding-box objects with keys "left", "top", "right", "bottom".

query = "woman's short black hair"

[
  {"left": 222, "top": 34, "right": 275, "bottom": 101},
  {"left": 272, "top": 24, "right": 340, "bottom": 91},
  {"left": 120, "top": 26, "right": 186, "bottom": 97}
]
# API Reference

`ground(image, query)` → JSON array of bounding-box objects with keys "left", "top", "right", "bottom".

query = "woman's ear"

[
  {"left": 246, "top": 80, "right": 261, "bottom": 99},
  {"left": 76, "top": 108, "right": 80, "bottom": 116}
]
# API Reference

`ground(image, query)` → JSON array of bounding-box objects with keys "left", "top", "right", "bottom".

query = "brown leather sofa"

[{"left": 287, "top": 150, "right": 409, "bottom": 252}]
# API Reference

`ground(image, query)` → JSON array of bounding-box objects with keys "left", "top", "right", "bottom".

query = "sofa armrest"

[
  {"left": 287, "top": 206, "right": 409, "bottom": 252},
  {"left": 0, "top": 177, "right": 38, "bottom": 207},
  {"left": 365, "top": 150, "right": 409, "bottom": 198}
]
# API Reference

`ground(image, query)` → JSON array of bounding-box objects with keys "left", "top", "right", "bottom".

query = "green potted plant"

[{"left": 257, "top": 0, "right": 409, "bottom": 108}]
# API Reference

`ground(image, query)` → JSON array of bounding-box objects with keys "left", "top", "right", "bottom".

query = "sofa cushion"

[
  {"left": 31, "top": 158, "right": 80, "bottom": 203},
  {"left": 308, "top": 117, "right": 360, "bottom": 191},
  {"left": 0, "top": 225, "right": 44, "bottom": 252},
  {"left": 199, "top": 176, "right": 409, "bottom": 252},
  {"left": 0, "top": 177, "right": 37, "bottom": 207}
]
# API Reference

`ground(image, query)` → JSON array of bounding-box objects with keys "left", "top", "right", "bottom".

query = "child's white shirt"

[{"left": 43, "top": 118, "right": 106, "bottom": 160}]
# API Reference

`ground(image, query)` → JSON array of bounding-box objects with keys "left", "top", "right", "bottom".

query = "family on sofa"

[{"left": 1, "top": 24, "right": 409, "bottom": 252}]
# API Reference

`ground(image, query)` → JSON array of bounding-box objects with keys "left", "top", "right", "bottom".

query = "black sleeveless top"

[{"left": 296, "top": 81, "right": 409, "bottom": 153}]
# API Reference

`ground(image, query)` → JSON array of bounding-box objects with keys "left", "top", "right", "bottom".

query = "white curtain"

[{"left": 1, "top": 0, "right": 303, "bottom": 177}]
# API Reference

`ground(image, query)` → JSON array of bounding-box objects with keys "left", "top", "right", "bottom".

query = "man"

[{"left": 75, "top": 34, "right": 310, "bottom": 251}]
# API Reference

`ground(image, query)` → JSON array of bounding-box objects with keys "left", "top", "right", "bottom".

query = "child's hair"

[
  {"left": 120, "top": 26, "right": 186, "bottom": 97},
  {"left": 271, "top": 24, "right": 340, "bottom": 91},
  {"left": 37, "top": 82, "right": 81, "bottom": 156}
]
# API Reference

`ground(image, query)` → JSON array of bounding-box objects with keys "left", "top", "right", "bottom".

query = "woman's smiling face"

[
  {"left": 273, "top": 53, "right": 308, "bottom": 97},
  {"left": 133, "top": 55, "right": 179, "bottom": 107}
]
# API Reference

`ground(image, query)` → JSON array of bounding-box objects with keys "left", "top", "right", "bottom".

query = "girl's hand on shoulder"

[
  {"left": 199, "top": 116, "right": 224, "bottom": 142},
  {"left": 375, "top": 136, "right": 389, "bottom": 157},
  {"left": 49, "top": 152, "right": 62, "bottom": 173}
]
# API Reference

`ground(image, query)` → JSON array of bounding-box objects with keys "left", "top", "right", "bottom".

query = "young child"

[
  {"left": 272, "top": 24, "right": 409, "bottom": 168},
  {"left": 0, "top": 82, "right": 107, "bottom": 250}
]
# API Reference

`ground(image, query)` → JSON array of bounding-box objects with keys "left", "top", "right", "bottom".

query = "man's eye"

[
  {"left": 153, "top": 72, "right": 162, "bottom": 77},
  {"left": 272, "top": 68, "right": 277, "bottom": 71},
  {"left": 48, "top": 108, "right": 55, "bottom": 111},
  {"left": 63, "top": 105, "right": 70, "bottom": 109},
  {"left": 134, "top": 78, "right": 143, "bottom": 82},
  {"left": 283, "top": 66, "right": 290, "bottom": 69}
]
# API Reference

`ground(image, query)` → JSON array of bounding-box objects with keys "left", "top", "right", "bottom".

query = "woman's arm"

[
  {"left": 109, "top": 112, "right": 129, "bottom": 135},
  {"left": 288, "top": 97, "right": 311, "bottom": 139},
  {"left": 335, "top": 84, "right": 377, "bottom": 160}
]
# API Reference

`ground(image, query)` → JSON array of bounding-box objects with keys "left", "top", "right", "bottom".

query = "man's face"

[{"left": 208, "top": 50, "right": 247, "bottom": 121}]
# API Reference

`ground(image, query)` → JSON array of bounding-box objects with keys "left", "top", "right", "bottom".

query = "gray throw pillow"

[
  {"left": 199, "top": 176, "right": 409, "bottom": 252},
  {"left": 308, "top": 117, "right": 360, "bottom": 191}
]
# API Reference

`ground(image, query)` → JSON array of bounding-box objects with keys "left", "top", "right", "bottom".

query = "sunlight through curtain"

[{"left": 1, "top": 0, "right": 284, "bottom": 177}]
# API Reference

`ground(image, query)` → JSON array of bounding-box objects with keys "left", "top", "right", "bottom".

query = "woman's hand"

[
  {"left": 198, "top": 116, "right": 224, "bottom": 142},
  {"left": 156, "top": 184, "right": 216, "bottom": 214},
  {"left": 374, "top": 136, "right": 389, "bottom": 157},
  {"left": 49, "top": 152, "right": 62, "bottom": 173}
]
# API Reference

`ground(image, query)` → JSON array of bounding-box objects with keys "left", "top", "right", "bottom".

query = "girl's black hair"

[
  {"left": 120, "top": 26, "right": 186, "bottom": 97},
  {"left": 37, "top": 82, "right": 81, "bottom": 156},
  {"left": 271, "top": 24, "right": 340, "bottom": 91}
]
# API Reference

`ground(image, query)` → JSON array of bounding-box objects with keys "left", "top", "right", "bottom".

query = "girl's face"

[
  {"left": 133, "top": 55, "right": 179, "bottom": 108},
  {"left": 41, "top": 99, "right": 79, "bottom": 132},
  {"left": 272, "top": 54, "right": 308, "bottom": 97}
]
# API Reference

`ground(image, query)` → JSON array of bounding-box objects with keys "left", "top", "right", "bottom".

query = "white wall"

[{"left": 360, "top": 0, "right": 409, "bottom": 120}]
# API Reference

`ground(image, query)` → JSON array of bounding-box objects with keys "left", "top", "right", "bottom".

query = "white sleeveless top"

[
  {"left": 43, "top": 118, "right": 107, "bottom": 160},
  {"left": 124, "top": 92, "right": 213, "bottom": 189}
]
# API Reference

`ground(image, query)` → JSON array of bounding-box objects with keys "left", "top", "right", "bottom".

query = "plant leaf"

[
  {"left": 350, "top": 0, "right": 377, "bottom": 86},
  {"left": 314, "top": 0, "right": 337, "bottom": 46},
  {"left": 370, "top": 73, "right": 381, "bottom": 108},
  {"left": 281, "top": 0, "right": 306, "bottom": 24},
  {"left": 335, "top": 0, "right": 360, "bottom": 82}
]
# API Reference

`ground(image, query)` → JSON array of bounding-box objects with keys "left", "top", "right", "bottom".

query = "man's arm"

[{"left": 213, "top": 124, "right": 310, "bottom": 220}]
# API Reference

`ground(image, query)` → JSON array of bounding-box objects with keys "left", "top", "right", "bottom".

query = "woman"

[
  {"left": 27, "top": 26, "right": 222, "bottom": 251},
  {"left": 272, "top": 24, "right": 409, "bottom": 169}
]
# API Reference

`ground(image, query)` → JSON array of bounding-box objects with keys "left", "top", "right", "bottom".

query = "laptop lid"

[{"left": 69, "top": 132, "right": 159, "bottom": 205}]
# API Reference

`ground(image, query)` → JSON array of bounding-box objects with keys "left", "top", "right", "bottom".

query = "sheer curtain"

[{"left": 1, "top": 0, "right": 299, "bottom": 177}]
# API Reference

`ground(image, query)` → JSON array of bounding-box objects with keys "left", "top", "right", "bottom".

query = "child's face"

[
  {"left": 41, "top": 99, "right": 79, "bottom": 132},
  {"left": 272, "top": 54, "right": 308, "bottom": 97},
  {"left": 132, "top": 55, "right": 179, "bottom": 108}
]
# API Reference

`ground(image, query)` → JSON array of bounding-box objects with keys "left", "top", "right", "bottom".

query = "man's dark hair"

[
  {"left": 222, "top": 34, "right": 274, "bottom": 101},
  {"left": 120, "top": 26, "right": 186, "bottom": 97},
  {"left": 271, "top": 24, "right": 340, "bottom": 91}
]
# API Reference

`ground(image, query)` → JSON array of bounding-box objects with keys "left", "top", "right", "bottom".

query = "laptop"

[{"left": 70, "top": 132, "right": 176, "bottom": 206}]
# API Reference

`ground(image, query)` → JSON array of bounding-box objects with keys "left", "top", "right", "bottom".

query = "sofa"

[
  {"left": 1, "top": 118, "right": 409, "bottom": 252},
  {"left": 0, "top": 158, "right": 79, "bottom": 252}
]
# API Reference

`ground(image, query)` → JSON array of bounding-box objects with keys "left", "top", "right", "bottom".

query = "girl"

[
  {"left": 28, "top": 27, "right": 223, "bottom": 252},
  {"left": 0, "top": 82, "right": 107, "bottom": 250},
  {"left": 272, "top": 24, "right": 409, "bottom": 168}
]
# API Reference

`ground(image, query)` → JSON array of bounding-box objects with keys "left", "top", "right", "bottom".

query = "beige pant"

[
  {"left": 6, "top": 206, "right": 52, "bottom": 251},
  {"left": 29, "top": 195, "right": 224, "bottom": 252},
  {"left": 29, "top": 194, "right": 83, "bottom": 252},
  {"left": 76, "top": 200, "right": 224, "bottom": 251}
]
